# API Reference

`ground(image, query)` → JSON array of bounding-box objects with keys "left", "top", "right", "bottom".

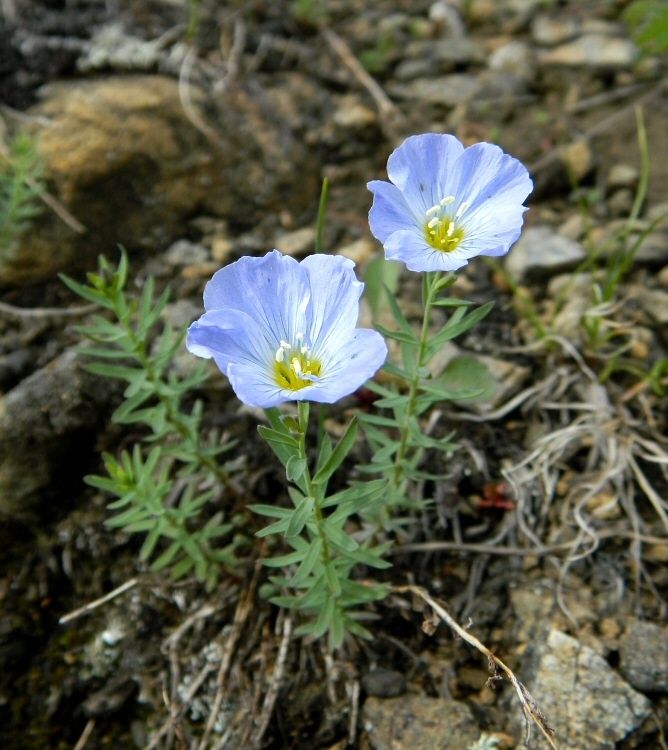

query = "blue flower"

[
  {"left": 368, "top": 134, "right": 533, "bottom": 272},
  {"left": 186, "top": 250, "right": 388, "bottom": 408}
]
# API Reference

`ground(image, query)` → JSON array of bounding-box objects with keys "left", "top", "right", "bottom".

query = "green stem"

[
  {"left": 391, "top": 271, "right": 440, "bottom": 489},
  {"left": 315, "top": 177, "right": 329, "bottom": 256},
  {"left": 296, "top": 401, "right": 335, "bottom": 583}
]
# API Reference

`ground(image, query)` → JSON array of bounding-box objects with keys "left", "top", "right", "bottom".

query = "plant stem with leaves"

[
  {"left": 253, "top": 403, "right": 390, "bottom": 648},
  {"left": 361, "top": 271, "right": 494, "bottom": 521}
]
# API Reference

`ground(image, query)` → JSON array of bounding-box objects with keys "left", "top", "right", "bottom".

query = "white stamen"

[
  {"left": 427, "top": 216, "right": 440, "bottom": 229},
  {"left": 275, "top": 346, "right": 285, "bottom": 362},
  {"left": 426, "top": 204, "right": 441, "bottom": 217},
  {"left": 440, "top": 196, "right": 455, "bottom": 206},
  {"left": 447, "top": 221, "right": 455, "bottom": 237},
  {"left": 291, "top": 358, "right": 302, "bottom": 376},
  {"left": 280, "top": 340, "right": 291, "bottom": 349},
  {"left": 301, "top": 345, "right": 308, "bottom": 355},
  {"left": 455, "top": 202, "right": 468, "bottom": 219}
]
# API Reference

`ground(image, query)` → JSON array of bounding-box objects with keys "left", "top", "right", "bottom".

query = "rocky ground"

[{"left": 1, "top": 1, "right": 668, "bottom": 749}]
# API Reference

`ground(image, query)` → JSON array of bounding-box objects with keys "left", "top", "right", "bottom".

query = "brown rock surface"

[{"left": 4, "top": 74, "right": 319, "bottom": 286}]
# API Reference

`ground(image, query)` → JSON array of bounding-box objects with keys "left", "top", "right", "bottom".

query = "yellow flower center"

[
  {"left": 424, "top": 196, "right": 467, "bottom": 252},
  {"left": 274, "top": 335, "right": 322, "bottom": 392}
]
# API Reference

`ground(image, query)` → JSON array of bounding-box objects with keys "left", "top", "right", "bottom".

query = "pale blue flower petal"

[
  {"left": 300, "top": 254, "right": 364, "bottom": 356},
  {"left": 187, "top": 308, "right": 274, "bottom": 372},
  {"left": 367, "top": 180, "right": 420, "bottom": 243},
  {"left": 226, "top": 360, "right": 296, "bottom": 408},
  {"left": 452, "top": 142, "right": 533, "bottom": 209},
  {"left": 306, "top": 329, "right": 388, "bottom": 403},
  {"left": 203, "top": 250, "right": 310, "bottom": 345},
  {"left": 386, "top": 133, "right": 465, "bottom": 216},
  {"left": 187, "top": 250, "right": 387, "bottom": 407},
  {"left": 384, "top": 230, "right": 472, "bottom": 273},
  {"left": 368, "top": 133, "right": 532, "bottom": 273}
]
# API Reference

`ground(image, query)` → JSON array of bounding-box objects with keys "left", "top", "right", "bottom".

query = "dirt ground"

[{"left": 1, "top": 1, "right": 668, "bottom": 749}]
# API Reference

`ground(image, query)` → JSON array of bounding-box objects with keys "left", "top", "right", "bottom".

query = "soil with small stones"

[{"left": 1, "top": 1, "right": 668, "bottom": 749}]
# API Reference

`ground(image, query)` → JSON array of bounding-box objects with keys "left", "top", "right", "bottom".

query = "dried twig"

[
  {"left": 178, "top": 45, "right": 224, "bottom": 147},
  {"left": 394, "top": 584, "right": 559, "bottom": 750},
  {"left": 0, "top": 301, "right": 97, "bottom": 319},
  {"left": 321, "top": 27, "right": 402, "bottom": 138},
  {"left": 348, "top": 679, "right": 361, "bottom": 746},
  {"left": 395, "top": 530, "right": 667, "bottom": 557},
  {"left": 59, "top": 578, "right": 139, "bottom": 624},
  {"left": 147, "top": 659, "right": 218, "bottom": 750},
  {"left": 72, "top": 718, "right": 95, "bottom": 750}
]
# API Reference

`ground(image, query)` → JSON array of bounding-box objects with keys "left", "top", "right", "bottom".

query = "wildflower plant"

[
  {"left": 187, "top": 249, "right": 392, "bottom": 644},
  {"left": 0, "top": 131, "right": 45, "bottom": 263},
  {"left": 61, "top": 252, "right": 243, "bottom": 590},
  {"left": 362, "top": 134, "right": 532, "bottom": 515},
  {"left": 66, "top": 132, "right": 532, "bottom": 647}
]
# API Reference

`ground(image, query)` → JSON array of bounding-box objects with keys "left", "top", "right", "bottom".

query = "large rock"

[
  {"left": 0, "top": 350, "right": 120, "bottom": 523},
  {"left": 505, "top": 226, "right": 587, "bottom": 283},
  {"left": 511, "top": 629, "right": 651, "bottom": 749},
  {"left": 620, "top": 621, "right": 668, "bottom": 693},
  {"left": 363, "top": 695, "right": 479, "bottom": 750},
  {"left": 3, "top": 74, "right": 319, "bottom": 286}
]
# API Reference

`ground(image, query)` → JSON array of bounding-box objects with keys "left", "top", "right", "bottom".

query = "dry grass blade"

[
  {"left": 249, "top": 611, "right": 293, "bottom": 749},
  {"left": 197, "top": 565, "right": 261, "bottom": 750}
]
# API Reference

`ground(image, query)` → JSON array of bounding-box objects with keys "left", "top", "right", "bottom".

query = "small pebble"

[{"left": 361, "top": 668, "right": 407, "bottom": 697}]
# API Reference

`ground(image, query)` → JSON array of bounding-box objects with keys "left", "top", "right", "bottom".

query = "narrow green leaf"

[
  {"left": 151, "top": 540, "right": 182, "bottom": 571},
  {"left": 322, "top": 519, "right": 358, "bottom": 553},
  {"left": 311, "top": 417, "right": 358, "bottom": 486},
  {"left": 374, "top": 323, "right": 420, "bottom": 346},
  {"left": 316, "top": 434, "right": 333, "bottom": 473},
  {"left": 381, "top": 361, "right": 413, "bottom": 381},
  {"left": 371, "top": 441, "right": 400, "bottom": 463},
  {"left": 383, "top": 284, "right": 414, "bottom": 335},
  {"left": 363, "top": 379, "right": 396, "bottom": 398},
  {"left": 346, "top": 544, "right": 393, "bottom": 569},
  {"left": 356, "top": 461, "right": 395, "bottom": 474},
  {"left": 256, "top": 518, "right": 290, "bottom": 537},
  {"left": 371, "top": 393, "right": 410, "bottom": 409},
  {"left": 293, "top": 537, "right": 323, "bottom": 585},
  {"left": 86, "top": 363, "right": 143, "bottom": 380},
  {"left": 139, "top": 520, "right": 165, "bottom": 561},
  {"left": 320, "top": 479, "right": 388, "bottom": 509},
  {"left": 262, "top": 549, "right": 306, "bottom": 567},
  {"left": 59, "top": 273, "right": 111, "bottom": 308},
  {"left": 425, "top": 301, "right": 494, "bottom": 358},
  {"left": 171, "top": 555, "right": 195, "bottom": 580},
  {"left": 248, "top": 504, "right": 292, "bottom": 519},
  {"left": 329, "top": 607, "right": 345, "bottom": 649},
  {"left": 285, "top": 495, "right": 315, "bottom": 538},
  {"left": 285, "top": 455, "right": 307, "bottom": 483},
  {"left": 431, "top": 297, "right": 475, "bottom": 307},
  {"left": 323, "top": 562, "right": 342, "bottom": 597},
  {"left": 418, "top": 382, "right": 485, "bottom": 402},
  {"left": 264, "top": 407, "right": 290, "bottom": 434}
]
